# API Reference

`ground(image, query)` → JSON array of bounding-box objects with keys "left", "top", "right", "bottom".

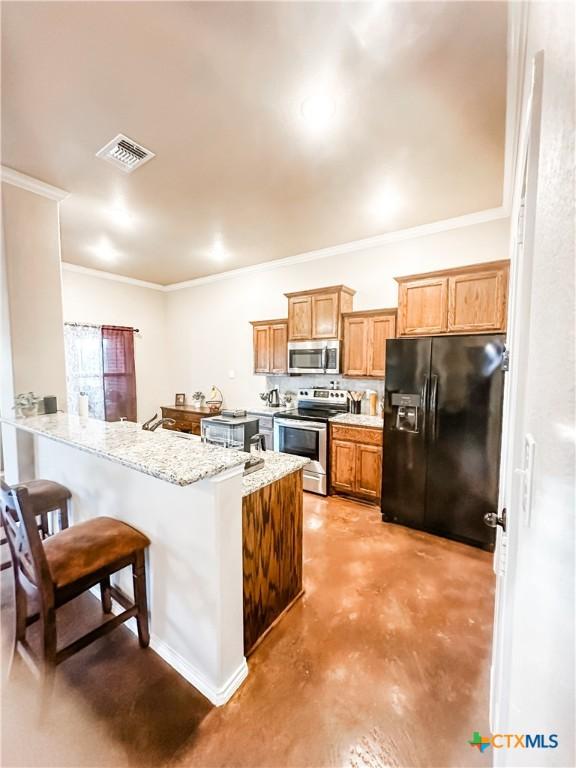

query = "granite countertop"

[
  {"left": 244, "top": 405, "right": 296, "bottom": 416},
  {"left": 1, "top": 413, "right": 249, "bottom": 487},
  {"left": 242, "top": 451, "right": 309, "bottom": 497},
  {"left": 329, "top": 413, "right": 384, "bottom": 429}
]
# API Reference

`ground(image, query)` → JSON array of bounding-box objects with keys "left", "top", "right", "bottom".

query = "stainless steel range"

[{"left": 273, "top": 388, "right": 348, "bottom": 495}]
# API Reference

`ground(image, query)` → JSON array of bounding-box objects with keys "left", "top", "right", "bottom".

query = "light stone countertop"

[
  {"left": 241, "top": 451, "right": 309, "bottom": 497},
  {"left": 329, "top": 413, "right": 384, "bottom": 429},
  {"left": 1, "top": 413, "right": 249, "bottom": 487}
]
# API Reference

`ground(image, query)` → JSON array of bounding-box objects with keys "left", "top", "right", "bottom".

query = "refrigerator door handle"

[
  {"left": 420, "top": 375, "right": 429, "bottom": 434},
  {"left": 430, "top": 374, "right": 439, "bottom": 441}
]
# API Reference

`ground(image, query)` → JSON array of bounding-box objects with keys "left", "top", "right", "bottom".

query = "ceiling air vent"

[{"left": 95, "top": 134, "right": 155, "bottom": 173}]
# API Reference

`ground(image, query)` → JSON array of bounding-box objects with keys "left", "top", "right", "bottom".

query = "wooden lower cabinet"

[
  {"left": 330, "top": 424, "right": 383, "bottom": 504},
  {"left": 242, "top": 469, "right": 303, "bottom": 655},
  {"left": 331, "top": 439, "right": 356, "bottom": 493},
  {"left": 355, "top": 443, "right": 382, "bottom": 500}
]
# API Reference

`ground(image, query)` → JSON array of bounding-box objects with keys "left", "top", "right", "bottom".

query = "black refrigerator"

[{"left": 381, "top": 334, "right": 506, "bottom": 550}]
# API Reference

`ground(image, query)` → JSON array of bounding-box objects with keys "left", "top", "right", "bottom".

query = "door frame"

[{"left": 489, "top": 42, "right": 545, "bottom": 737}]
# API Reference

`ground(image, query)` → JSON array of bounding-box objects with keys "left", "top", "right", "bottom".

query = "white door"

[{"left": 489, "top": 52, "right": 544, "bottom": 739}]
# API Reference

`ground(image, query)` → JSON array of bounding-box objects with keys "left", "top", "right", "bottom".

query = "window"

[{"left": 64, "top": 324, "right": 137, "bottom": 421}]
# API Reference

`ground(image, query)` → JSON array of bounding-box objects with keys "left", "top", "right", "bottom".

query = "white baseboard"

[{"left": 89, "top": 586, "right": 249, "bottom": 706}]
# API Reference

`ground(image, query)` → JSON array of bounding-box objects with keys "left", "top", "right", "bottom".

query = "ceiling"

[{"left": 2, "top": 1, "right": 507, "bottom": 285}]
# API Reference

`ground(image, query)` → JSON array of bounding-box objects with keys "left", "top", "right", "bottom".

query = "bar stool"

[
  {"left": 0, "top": 483, "right": 150, "bottom": 682},
  {"left": 1, "top": 479, "right": 71, "bottom": 571}
]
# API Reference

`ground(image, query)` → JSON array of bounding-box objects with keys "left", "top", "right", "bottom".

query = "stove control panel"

[{"left": 298, "top": 388, "right": 348, "bottom": 403}]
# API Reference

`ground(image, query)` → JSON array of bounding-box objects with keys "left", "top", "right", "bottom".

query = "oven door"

[
  {"left": 288, "top": 341, "right": 326, "bottom": 374},
  {"left": 274, "top": 419, "right": 327, "bottom": 475}
]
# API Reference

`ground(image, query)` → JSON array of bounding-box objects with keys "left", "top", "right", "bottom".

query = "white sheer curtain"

[{"left": 64, "top": 324, "right": 105, "bottom": 418}]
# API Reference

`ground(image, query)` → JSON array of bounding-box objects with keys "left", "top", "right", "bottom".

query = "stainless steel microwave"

[{"left": 287, "top": 340, "right": 340, "bottom": 374}]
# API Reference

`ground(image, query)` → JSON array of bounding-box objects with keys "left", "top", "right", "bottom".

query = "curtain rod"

[{"left": 64, "top": 322, "right": 140, "bottom": 333}]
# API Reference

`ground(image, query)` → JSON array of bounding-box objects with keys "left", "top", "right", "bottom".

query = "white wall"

[
  {"left": 1, "top": 182, "right": 67, "bottom": 481},
  {"left": 61, "top": 269, "right": 171, "bottom": 422},
  {"left": 498, "top": 4, "right": 575, "bottom": 765},
  {"left": 164, "top": 216, "right": 510, "bottom": 407}
]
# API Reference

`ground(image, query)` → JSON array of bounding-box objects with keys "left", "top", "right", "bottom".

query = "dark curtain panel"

[{"left": 101, "top": 326, "right": 137, "bottom": 422}]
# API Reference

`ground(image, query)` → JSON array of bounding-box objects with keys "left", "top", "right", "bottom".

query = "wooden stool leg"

[
  {"left": 133, "top": 551, "right": 149, "bottom": 648},
  {"left": 8, "top": 575, "right": 27, "bottom": 677},
  {"left": 39, "top": 513, "right": 50, "bottom": 539},
  {"left": 57, "top": 500, "right": 69, "bottom": 531},
  {"left": 40, "top": 607, "right": 57, "bottom": 711},
  {"left": 100, "top": 576, "right": 112, "bottom": 613}
]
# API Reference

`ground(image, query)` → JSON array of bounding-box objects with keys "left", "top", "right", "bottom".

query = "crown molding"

[
  {"left": 163, "top": 206, "right": 509, "bottom": 291},
  {"left": 0, "top": 166, "right": 69, "bottom": 202},
  {"left": 61, "top": 262, "right": 165, "bottom": 291},
  {"left": 61, "top": 206, "right": 508, "bottom": 293}
]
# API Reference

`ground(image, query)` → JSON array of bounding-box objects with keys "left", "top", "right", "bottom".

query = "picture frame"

[{"left": 175, "top": 393, "right": 186, "bottom": 406}]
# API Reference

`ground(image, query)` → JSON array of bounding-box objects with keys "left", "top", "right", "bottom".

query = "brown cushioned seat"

[
  {"left": 26, "top": 479, "right": 71, "bottom": 515},
  {"left": 43, "top": 516, "right": 150, "bottom": 589}
]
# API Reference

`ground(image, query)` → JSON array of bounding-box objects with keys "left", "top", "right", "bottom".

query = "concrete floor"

[{"left": 1, "top": 494, "right": 495, "bottom": 768}]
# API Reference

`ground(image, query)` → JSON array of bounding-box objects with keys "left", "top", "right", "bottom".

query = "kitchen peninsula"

[{"left": 1, "top": 413, "right": 307, "bottom": 705}]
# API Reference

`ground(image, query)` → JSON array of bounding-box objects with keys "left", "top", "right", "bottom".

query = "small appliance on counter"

[
  {"left": 273, "top": 387, "right": 348, "bottom": 495},
  {"left": 201, "top": 413, "right": 259, "bottom": 451}
]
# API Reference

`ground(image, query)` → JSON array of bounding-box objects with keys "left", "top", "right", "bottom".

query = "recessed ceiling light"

[
  {"left": 208, "top": 236, "right": 228, "bottom": 262},
  {"left": 88, "top": 238, "right": 120, "bottom": 263},
  {"left": 369, "top": 184, "right": 403, "bottom": 222},
  {"left": 298, "top": 78, "right": 339, "bottom": 138},
  {"left": 108, "top": 203, "right": 134, "bottom": 229}
]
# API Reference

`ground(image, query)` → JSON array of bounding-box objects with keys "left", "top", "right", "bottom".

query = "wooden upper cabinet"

[
  {"left": 398, "top": 277, "right": 448, "bottom": 336},
  {"left": 448, "top": 267, "right": 508, "bottom": 333},
  {"left": 287, "top": 295, "right": 312, "bottom": 340},
  {"left": 285, "top": 286, "right": 354, "bottom": 341},
  {"left": 342, "top": 315, "right": 369, "bottom": 376},
  {"left": 269, "top": 322, "right": 288, "bottom": 374},
  {"left": 311, "top": 292, "right": 339, "bottom": 338},
  {"left": 367, "top": 313, "right": 396, "bottom": 377},
  {"left": 250, "top": 319, "right": 288, "bottom": 375},
  {"left": 396, "top": 260, "right": 509, "bottom": 337},
  {"left": 342, "top": 309, "right": 396, "bottom": 377}
]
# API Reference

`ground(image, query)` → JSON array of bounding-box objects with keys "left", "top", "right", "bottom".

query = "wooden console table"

[{"left": 160, "top": 405, "right": 220, "bottom": 436}]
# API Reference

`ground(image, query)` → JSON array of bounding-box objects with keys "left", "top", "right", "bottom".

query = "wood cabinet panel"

[
  {"left": 398, "top": 277, "right": 448, "bottom": 336},
  {"left": 270, "top": 323, "right": 288, "bottom": 373},
  {"left": 250, "top": 319, "right": 288, "bottom": 374},
  {"left": 161, "top": 406, "right": 217, "bottom": 436},
  {"left": 343, "top": 316, "right": 369, "bottom": 376},
  {"left": 395, "top": 260, "right": 509, "bottom": 337},
  {"left": 311, "top": 292, "right": 339, "bottom": 339},
  {"left": 331, "top": 439, "right": 356, "bottom": 493},
  {"left": 288, "top": 296, "right": 312, "bottom": 340},
  {"left": 448, "top": 268, "right": 508, "bottom": 332},
  {"left": 368, "top": 314, "right": 396, "bottom": 377},
  {"left": 355, "top": 444, "right": 382, "bottom": 500},
  {"left": 342, "top": 309, "right": 396, "bottom": 378},
  {"left": 285, "top": 286, "right": 355, "bottom": 340},
  {"left": 243, "top": 469, "right": 303, "bottom": 655},
  {"left": 331, "top": 424, "right": 383, "bottom": 446},
  {"left": 253, "top": 325, "right": 270, "bottom": 374},
  {"left": 330, "top": 425, "right": 383, "bottom": 504}
]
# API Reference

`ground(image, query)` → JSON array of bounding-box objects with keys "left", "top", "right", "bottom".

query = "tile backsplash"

[{"left": 265, "top": 375, "right": 385, "bottom": 414}]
